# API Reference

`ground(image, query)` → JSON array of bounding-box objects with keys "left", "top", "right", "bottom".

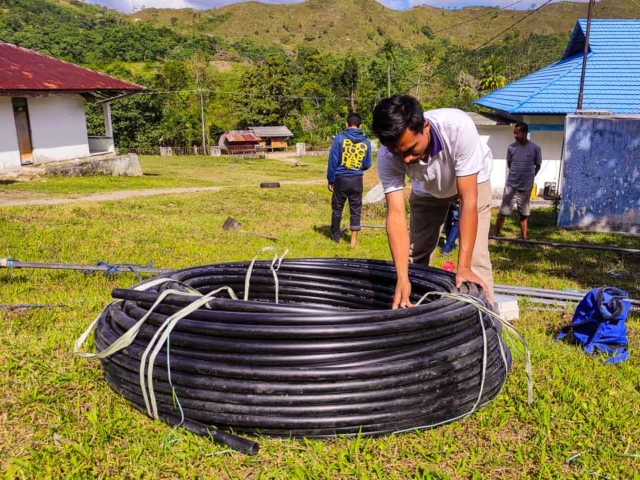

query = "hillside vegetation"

[
  {"left": 133, "top": 0, "right": 640, "bottom": 52},
  {"left": 1, "top": 0, "right": 637, "bottom": 147}
]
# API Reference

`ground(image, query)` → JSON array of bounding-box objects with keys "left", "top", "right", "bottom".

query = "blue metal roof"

[{"left": 475, "top": 20, "right": 640, "bottom": 115}]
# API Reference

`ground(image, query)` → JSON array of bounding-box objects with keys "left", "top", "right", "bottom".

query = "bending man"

[{"left": 372, "top": 95, "right": 494, "bottom": 308}]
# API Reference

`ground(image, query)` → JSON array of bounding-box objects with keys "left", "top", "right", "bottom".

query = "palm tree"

[
  {"left": 457, "top": 71, "right": 480, "bottom": 97},
  {"left": 479, "top": 55, "right": 507, "bottom": 92},
  {"left": 381, "top": 40, "right": 396, "bottom": 97}
]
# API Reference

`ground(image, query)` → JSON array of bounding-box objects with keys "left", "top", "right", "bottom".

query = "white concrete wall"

[
  {"left": 28, "top": 95, "right": 89, "bottom": 164},
  {"left": 0, "top": 97, "right": 21, "bottom": 174},
  {"left": 478, "top": 125, "right": 512, "bottom": 195},
  {"left": 529, "top": 130, "right": 563, "bottom": 196},
  {"left": 478, "top": 124, "right": 563, "bottom": 197}
]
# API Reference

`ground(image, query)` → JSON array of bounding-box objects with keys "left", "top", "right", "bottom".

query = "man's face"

[
  {"left": 513, "top": 127, "right": 527, "bottom": 144},
  {"left": 387, "top": 121, "right": 431, "bottom": 165}
]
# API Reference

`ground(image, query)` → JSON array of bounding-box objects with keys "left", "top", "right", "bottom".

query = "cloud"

[{"left": 86, "top": 0, "right": 589, "bottom": 12}]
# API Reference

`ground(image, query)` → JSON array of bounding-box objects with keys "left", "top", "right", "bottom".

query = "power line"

[
  {"left": 433, "top": 0, "right": 529, "bottom": 35},
  {"left": 408, "top": 0, "right": 555, "bottom": 94},
  {"left": 133, "top": 88, "right": 353, "bottom": 101},
  {"left": 467, "top": 0, "right": 555, "bottom": 54}
]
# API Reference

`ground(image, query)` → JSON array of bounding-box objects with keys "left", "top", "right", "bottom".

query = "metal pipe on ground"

[
  {"left": 0, "top": 303, "right": 67, "bottom": 310},
  {"left": 336, "top": 231, "right": 639, "bottom": 255},
  {"left": 0, "top": 259, "right": 169, "bottom": 275},
  {"left": 495, "top": 286, "right": 585, "bottom": 300},
  {"left": 491, "top": 237, "right": 640, "bottom": 255},
  {"left": 494, "top": 285, "right": 640, "bottom": 311},
  {"left": 496, "top": 285, "right": 639, "bottom": 304},
  {"left": 341, "top": 224, "right": 386, "bottom": 232},
  {"left": 2, "top": 259, "right": 637, "bottom": 310}
]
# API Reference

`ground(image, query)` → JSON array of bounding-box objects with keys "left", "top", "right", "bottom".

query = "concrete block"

[
  {"left": 363, "top": 182, "right": 385, "bottom": 205},
  {"left": 494, "top": 294, "right": 520, "bottom": 322},
  {"left": 43, "top": 153, "right": 143, "bottom": 177}
]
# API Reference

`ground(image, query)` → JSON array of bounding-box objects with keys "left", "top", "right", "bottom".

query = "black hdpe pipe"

[
  {"left": 88, "top": 258, "right": 511, "bottom": 455},
  {"left": 0, "top": 259, "right": 167, "bottom": 275},
  {"left": 490, "top": 237, "right": 640, "bottom": 255}
]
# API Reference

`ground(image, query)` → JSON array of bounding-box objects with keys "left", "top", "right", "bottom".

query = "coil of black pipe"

[{"left": 92, "top": 258, "right": 511, "bottom": 455}]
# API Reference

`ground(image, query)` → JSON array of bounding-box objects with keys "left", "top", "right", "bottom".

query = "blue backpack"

[{"left": 556, "top": 287, "right": 631, "bottom": 364}]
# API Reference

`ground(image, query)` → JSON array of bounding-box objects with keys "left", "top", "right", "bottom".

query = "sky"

[{"left": 86, "top": 0, "right": 590, "bottom": 14}]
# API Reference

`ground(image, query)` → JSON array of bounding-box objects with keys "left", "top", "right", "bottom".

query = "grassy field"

[
  {"left": 1, "top": 158, "right": 639, "bottom": 479},
  {"left": 0, "top": 156, "right": 329, "bottom": 197}
]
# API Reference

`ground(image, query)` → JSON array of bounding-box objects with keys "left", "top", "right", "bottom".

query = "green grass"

[
  {"left": 0, "top": 156, "right": 329, "bottom": 197},
  {"left": 0, "top": 163, "right": 639, "bottom": 479}
]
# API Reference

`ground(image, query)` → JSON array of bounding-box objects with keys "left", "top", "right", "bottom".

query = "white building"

[
  {"left": 0, "top": 42, "right": 143, "bottom": 174},
  {"left": 469, "top": 112, "right": 563, "bottom": 198},
  {"left": 475, "top": 20, "right": 640, "bottom": 198}
]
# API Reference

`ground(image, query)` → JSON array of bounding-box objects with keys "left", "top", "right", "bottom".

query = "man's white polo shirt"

[{"left": 377, "top": 108, "right": 493, "bottom": 199}]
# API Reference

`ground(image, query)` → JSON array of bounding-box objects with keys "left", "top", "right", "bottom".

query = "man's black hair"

[
  {"left": 371, "top": 95, "right": 424, "bottom": 146},
  {"left": 347, "top": 112, "right": 362, "bottom": 127},
  {"left": 514, "top": 121, "right": 529, "bottom": 134}
]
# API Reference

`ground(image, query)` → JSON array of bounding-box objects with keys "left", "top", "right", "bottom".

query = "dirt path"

[
  {"left": 0, "top": 179, "right": 326, "bottom": 207},
  {"left": 0, "top": 181, "right": 553, "bottom": 209}
]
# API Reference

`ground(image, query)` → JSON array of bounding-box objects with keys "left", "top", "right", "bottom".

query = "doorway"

[{"left": 12, "top": 97, "right": 34, "bottom": 165}]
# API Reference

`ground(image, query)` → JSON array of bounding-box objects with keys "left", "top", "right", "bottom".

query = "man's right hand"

[
  {"left": 392, "top": 278, "right": 413, "bottom": 309},
  {"left": 328, "top": 183, "right": 334, "bottom": 192}
]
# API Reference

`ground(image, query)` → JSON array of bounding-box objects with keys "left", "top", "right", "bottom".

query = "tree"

[
  {"left": 457, "top": 71, "right": 480, "bottom": 97},
  {"left": 237, "top": 55, "right": 299, "bottom": 126},
  {"left": 341, "top": 56, "right": 359, "bottom": 112},
  {"left": 421, "top": 25, "right": 435, "bottom": 40},
  {"left": 479, "top": 54, "right": 507, "bottom": 91},
  {"left": 380, "top": 40, "right": 396, "bottom": 97}
]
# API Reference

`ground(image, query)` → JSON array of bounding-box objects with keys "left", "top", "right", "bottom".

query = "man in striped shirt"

[{"left": 493, "top": 122, "right": 542, "bottom": 241}]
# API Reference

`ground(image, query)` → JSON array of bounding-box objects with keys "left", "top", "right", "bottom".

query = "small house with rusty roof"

[
  {"left": 0, "top": 42, "right": 143, "bottom": 174},
  {"left": 218, "top": 130, "right": 262, "bottom": 156}
]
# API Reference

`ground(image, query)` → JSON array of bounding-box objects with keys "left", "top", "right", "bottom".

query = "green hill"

[
  {"left": 4, "top": 0, "right": 638, "bottom": 60},
  {"left": 133, "top": 0, "right": 640, "bottom": 53},
  {"left": 2, "top": 0, "right": 639, "bottom": 148}
]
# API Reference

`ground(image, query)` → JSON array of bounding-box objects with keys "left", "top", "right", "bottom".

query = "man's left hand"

[
  {"left": 456, "top": 267, "right": 488, "bottom": 293},
  {"left": 328, "top": 183, "right": 334, "bottom": 192}
]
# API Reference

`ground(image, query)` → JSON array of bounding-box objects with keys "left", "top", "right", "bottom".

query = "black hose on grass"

[
  {"left": 89, "top": 259, "right": 511, "bottom": 454},
  {"left": 490, "top": 237, "right": 640, "bottom": 255}
]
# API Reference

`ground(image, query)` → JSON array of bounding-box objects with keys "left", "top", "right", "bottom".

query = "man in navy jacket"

[{"left": 327, "top": 112, "right": 373, "bottom": 246}]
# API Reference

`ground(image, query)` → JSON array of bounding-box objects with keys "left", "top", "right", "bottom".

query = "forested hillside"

[{"left": 2, "top": 0, "right": 634, "bottom": 147}]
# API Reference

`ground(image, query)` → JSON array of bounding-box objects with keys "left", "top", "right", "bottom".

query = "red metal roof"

[
  {"left": 223, "top": 130, "right": 261, "bottom": 143},
  {"left": 0, "top": 42, "right": 144, "bottom": 93}
]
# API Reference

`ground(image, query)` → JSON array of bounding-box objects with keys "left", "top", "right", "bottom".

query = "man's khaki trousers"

[{"left": 409, "top": 180, "right": 494, "bottom": 302}]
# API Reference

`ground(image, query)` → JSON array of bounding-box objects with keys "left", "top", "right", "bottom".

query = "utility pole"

[
  {"left": 577, "top": 0, "right": 596, "bottom": 111},
  {"left": 199, "top": 89, "right": 207, "bottom": 154},
  {"left": 387, "top": 64, "right": 391, "bottom": 98}
]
